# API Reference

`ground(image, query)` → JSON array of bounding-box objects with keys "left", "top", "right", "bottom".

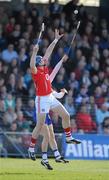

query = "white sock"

[
  {"left": 53, "top": 149, "right": 61, "bottom": 159},
  {"left": 42, "top": 152, "right": 48, "bottom": 163}
]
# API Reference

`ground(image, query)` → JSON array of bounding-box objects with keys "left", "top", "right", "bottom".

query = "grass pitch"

[{"left": 0, "top": 158, "right": 109, "bottom": 180}]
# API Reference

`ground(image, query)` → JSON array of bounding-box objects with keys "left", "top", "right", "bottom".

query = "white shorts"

[{"left": 35, "top": 93, "right": 61, "bottom": 113}]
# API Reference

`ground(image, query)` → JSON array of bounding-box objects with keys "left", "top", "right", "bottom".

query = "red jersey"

[{"left": 32, "top": 66, "right": 52, "bottom": 96}]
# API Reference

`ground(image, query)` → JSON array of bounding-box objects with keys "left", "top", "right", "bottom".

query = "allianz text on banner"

[{"left": 62, "top": 134, "right": 109, "bottom": 160}]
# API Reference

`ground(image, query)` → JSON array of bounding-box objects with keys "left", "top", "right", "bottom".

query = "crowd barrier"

[{"left": 0, "top": 131, "right": 62, "bottom": 158}]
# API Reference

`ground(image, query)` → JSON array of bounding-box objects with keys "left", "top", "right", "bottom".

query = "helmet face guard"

[{"left": 36, "top": 55, "right": 43, "bottom": 66}]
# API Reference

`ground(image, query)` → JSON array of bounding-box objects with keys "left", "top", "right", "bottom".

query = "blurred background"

[{"left": 0, "top": 0, "right": 109, "bottom": 160}]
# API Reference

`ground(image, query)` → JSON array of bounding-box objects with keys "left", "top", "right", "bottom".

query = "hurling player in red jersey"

[
  {"left": 28, "top": 29, "right": 81, "bottom": 163},
  {"left": 34, "top": 89, "right": 69, "bottom": 170}
]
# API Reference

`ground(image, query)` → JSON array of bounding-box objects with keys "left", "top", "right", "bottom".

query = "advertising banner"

[{"left": 62, "top": 134, "right": 109, "bottom": 160}]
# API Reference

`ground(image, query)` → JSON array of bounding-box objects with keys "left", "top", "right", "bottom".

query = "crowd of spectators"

[{"left": 0, "top": 0, "right": 109, "bottom": 135}]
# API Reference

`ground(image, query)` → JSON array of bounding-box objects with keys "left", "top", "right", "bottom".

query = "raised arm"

[
  {"left": 43, "top": 29, "right": 63, "bottom": 61},
  {"left": 30, "top": 44, "right": 39, "bottom": 74},
  {"left": 50, "top": 54, "right": 68, "bottom": 82}
]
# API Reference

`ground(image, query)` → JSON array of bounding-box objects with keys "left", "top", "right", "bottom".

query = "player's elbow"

[{"left": 30, "top": 61, "right": 35, "bottom": 69}]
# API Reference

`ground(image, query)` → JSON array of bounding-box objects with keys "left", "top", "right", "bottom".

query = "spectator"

[
  {"left": 5, "top": 17, "right": 15, "bottom": 35},
  {"left": 23, "top": 68, "right": 32, "bottom": 89},
  {"left": 75, "top": 86, "right": 89, "bottom": 106},
  {"left": 102, "top": 117, "right": 109, "bottom": 134},
  {"left": 9, "top": 122, "right": 22, "bottom": 144},
  {"left": 68, "top": 72, "right": 79, "bottom": 91},
  {"left": 5, "top": 93, "right": 15, "bottom": 110},
  {"left": 94, "top": 86, "right": 105, "bottom": 108},
  {"left": 0, "top": 86, "right": 7, "bottom": 100},
  {"left": 95, "top": 103, "right": 109, "bottom": 132},
  {"left": 3, "top": 107, "right": 17, "bottom": 126},
  {"left": 0, "top": 63, "right": 10, "bottom": 82},
  {"left": 70, "top": 116, "right": 77, "bottom": 133},
  {"left": 64, "top": 96, "right": 75, "bottom": 117},
  {"left": 23, "top": 99, "right": 34, "bottom": 121},
  {"left": 88, "top": 96, "right": 97, "bottom": 122},
  {"left": 11, "top": 24, "right": 21, "bottom": 42},
  {"left": 18, "top": 38, "right": 26, "bottom": 50},
  {"left": 103, "top": 97, "right": 109, "bottom": 109},
  {"left": 16, "top": 9, "right": 27, "bottom": 29},
  {"left": 89, "top": 75, "right": 99, "bottom": 95},
  {"left": 76, "top": 104, "right": 97, "bottom": 133},
  {"left": 16, "top": 76, "right": 28, "bottom": 99},
  {"left": 18, "top": 47, "right": 29, "bottom": 72},
  {"left": 30, "top": 7, "right": 39, "bottom": 28},
  {"left": 15, "top": 97, "right": 23, "bottom": 112},
  {"left": 16, "top": 110, "right": 28, "bottom": 131},
  {"left": 74, "top": 57, "right": 86, "bottom": 81},
  {"left": 1, "top": 44, "right": 18, "bottom": 63},
  {"left": 9, "top": 121, "right": 18, "bottom": 132},
  {"left": 98, "top": 71, "right": 105, "bottom": 85},
  {"left": 81, "top": 70, "right": 91, "bottom": 87},
  {"left": 6, "top": 73, "right": 16, "bottom": 94},
  {"left": 99, "top": 29, "right": 109, "bottom": 50}
]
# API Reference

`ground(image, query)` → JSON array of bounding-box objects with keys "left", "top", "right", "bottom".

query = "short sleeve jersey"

[{"left": 32, "top": 66, "right": 52, "bottom": 96}]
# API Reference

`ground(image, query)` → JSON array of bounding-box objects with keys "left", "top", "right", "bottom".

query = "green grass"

[{"left": 0, "top": 158, "right": 109, "bottom": 180}]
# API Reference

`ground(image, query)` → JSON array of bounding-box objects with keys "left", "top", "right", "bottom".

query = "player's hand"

[
  {"left": 33, "top": 44, "right": 39, "bottom": 52},
  {"left": 61, "top": 88, "right": 68, "bottom": 94},
  {"left": 55, "top": 29, "right": 64, "bottom": 40},
  {"left": 62, "top": 54, "right": 68, "bottom": 62}
]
